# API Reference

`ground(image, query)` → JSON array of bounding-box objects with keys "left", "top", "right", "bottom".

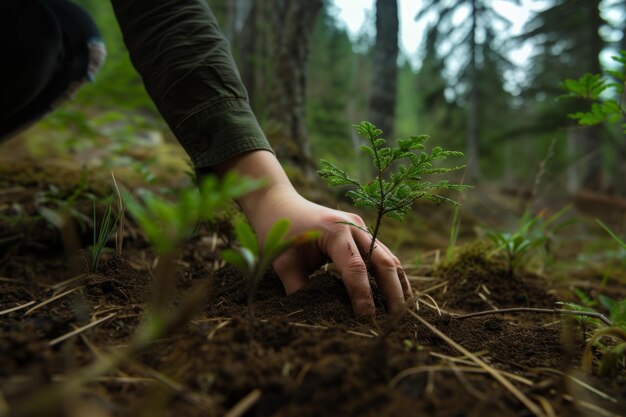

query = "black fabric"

[{"left": 0, "top": 0, "right": 101, "bottom": 141}]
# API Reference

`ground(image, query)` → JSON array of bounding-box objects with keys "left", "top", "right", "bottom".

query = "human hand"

[
  {"left": 215, "top": 151, "right": 412, "bottom": 318},
  {"left": 246, "top": 183, "right": 413, "bottom": 318}
]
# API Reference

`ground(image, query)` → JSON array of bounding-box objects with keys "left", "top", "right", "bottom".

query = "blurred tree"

[
  {"left": 517, "top": 0, "right": 607, "bottom": 191},
  {"left": 264, "top": 0, "right": 324, "bottom": 173},
  {"left": 520, "top": 0, "right": 605, "bottom": 191},
  {"left": 307, "top": 5, "right": 356, "bottom": 163},
  {"left": 369, "top": 0, "right": 399, "bottom": 140},
  {"left": 415, "top": 0, "right": 516, "bottom": 182}
]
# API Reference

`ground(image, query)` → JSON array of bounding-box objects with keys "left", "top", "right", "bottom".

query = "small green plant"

[
  {"left": 222, "top": 218, "right": 318, "bottom": 335},
  {"left": 560, "top": 292, "right": 626, "bottom": 377},
  {"left": 486, "top": 206, "right": 571, "bottom": 276},
  {"left": 318, "top": 121, "right": 468, "bottom": 266},
  {"left": 560, "top": 50, "right": 626, "bottom": 131},
  {"left": 124, "top": 172, "right": 263, "bottom": 334},
  {"left": 12, "top": 173, "right": 261, "bottom": 416},
  {"left": 124, "top": 172, "right": 262, "bottom": 254},
  {"left": 91, "top": 198, "right": 118, "bottom": 272},
  {"left": 35, "top": 168, "right": 97, "bottom": 231},
  {"left": 582, "top": 298, "right": 626, "bottom": 377},
  {"left": 596, "top": 219, "right": 626, "bottom": 250}
]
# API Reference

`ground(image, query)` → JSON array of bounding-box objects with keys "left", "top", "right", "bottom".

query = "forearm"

[{"left": 110, "top": 0, "right": 273, "bottom": 168}]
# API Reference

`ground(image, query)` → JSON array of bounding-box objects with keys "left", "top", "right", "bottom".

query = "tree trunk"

[
  {"left": 265, "top": 0, "right": 323, "bottom": 172},
  {"left": 237, "top": 0, "right": 272, "bottom": 113},
  {"left": 467, "top": 0, "right": 480, "bottom": 182},
  {"left": 368, "top": 0, "right": 399, "bottom": 140}
]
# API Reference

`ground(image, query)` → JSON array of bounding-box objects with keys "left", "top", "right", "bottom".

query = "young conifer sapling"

[{"left": 318, "top": 121, "right": 469, "bottom": 267}]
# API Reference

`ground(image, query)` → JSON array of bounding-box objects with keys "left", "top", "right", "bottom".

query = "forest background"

[{"left": 9, "top": 0, "right": 626, "bottom": 203}]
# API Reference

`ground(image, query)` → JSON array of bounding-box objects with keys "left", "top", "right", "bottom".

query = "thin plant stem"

[{"left": 454, "top": 307, "right": 612, "bottom": 326}]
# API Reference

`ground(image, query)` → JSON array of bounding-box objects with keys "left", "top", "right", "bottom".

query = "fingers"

[
  {"left": 352, "top": 230, "right": 411, "bottom": 314},
  {"left": 326, "top": 233, "right": 375, "bottom": 319},
  {"left": 273, "top": 247, "right": 309, "bottom": 295}
]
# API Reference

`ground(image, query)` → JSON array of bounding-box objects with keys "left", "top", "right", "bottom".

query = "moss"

[
  {"left": 435, "top": 240, "right": 501, "bottom": 281},
  {"left": 0, "top": 160, "right": 110, "bottom": 198}
]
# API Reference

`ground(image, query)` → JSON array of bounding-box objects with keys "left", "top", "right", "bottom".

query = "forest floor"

[{"left": 1, "top": 158, "right": 625, "bottom": 417}]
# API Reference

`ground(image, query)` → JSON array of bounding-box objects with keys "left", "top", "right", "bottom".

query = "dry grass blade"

[
  {"left": 207, "top": 320, "right": 231, "bottom": 340},
  {"left": 126, "top": 359, "right": 215, "bottom": 409},
  {"left": 562, "top": 394, "right": 619, "bottom": 417},
  {"left": 429, "top": 352, "right": 533, "bottom": 386},
  {"left": 389, "top": 365, "right": 511, "bottom": 388},
  {"left": 415, "top": 280, "right": 449, "bottom": 293},
  {"left": 0, "top": 276, "right": 23, "bottom": 284},
  {"left": 52, "top": 375, "right": 155, "bottom": 384},
  {"left": 449, "top": 362, "right": 487, "bottom": 401},
  {"left": 111, "top": 171, "right": 125, "bottom": 255},
  {"left": 285, "top": 309, "right": 304, "bottom": 317},
  {"left": 224, "top": 388, "right": 261, "bottom": 417},
  {"left": 408, "top": 310, "right": 545, "bottom": 417},
  {"left": 405, "top": 275, "right": 439, "bottom": 282},
  {"left": 49, "top": 313, "right": 116, "bottom": 346},
  {"left": 417, "top": 293, "right": 443, "bottom": 316},
  {"left": 531, "top": 368, "right": 617, "bottom": 403},
  {"left": 288, "top": 322, "right": 328, "bottom": 330},
  {"left": 346, "top": 330, "right": 374, "bottom": 338},
  {"left": 51, "top": 273, "right": 88, "bottom": 290},
  {"left": 393, "top": 360, "right": 533, "bottom": 388},
  {"left": 0, "top": 301, "right": 35, "bottom": 316},
  {"left": 533, "top": 395, "right": 556, "bottom": 417},
  {"left": 24, "top": 288, "right": 79, "bottom": 316}
]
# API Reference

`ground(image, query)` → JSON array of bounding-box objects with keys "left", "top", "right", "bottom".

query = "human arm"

[{"left": 110, "top": 0, "right": 412, "bottom": 317}]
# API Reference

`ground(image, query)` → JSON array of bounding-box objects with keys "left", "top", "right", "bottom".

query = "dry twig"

[
  {"left": 49, "top": 314, "right": 116, "bottom": 346},
  {"left": 24, "top": 288, "right": 79, "bottom": 316},
  {"left": 455, "top": 308, "right": 612, "bottom": 327},
  {"left": 0, "top": 301, "right": 35, "bottom": 316}
]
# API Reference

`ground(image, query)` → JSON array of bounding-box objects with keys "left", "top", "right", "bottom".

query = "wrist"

[{"left": 213, "top": 150, "right": 300, "bottom": 224}]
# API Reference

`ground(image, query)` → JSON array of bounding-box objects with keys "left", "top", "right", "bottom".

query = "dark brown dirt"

[{"left": 1, "top": 164, "right": 625, "bottom": 417}]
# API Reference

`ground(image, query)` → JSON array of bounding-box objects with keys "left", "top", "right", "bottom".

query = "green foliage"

[
  {"left": 124, "top": 173, "right": 263, "bottom": 254},
  {"left": 596, "top": 219, "right": 626, "bottom": 251},
  {"left": 91, "top": 199, "right": 118, "bottom": 272},
  {"left": 319, "top": 121, "right": 468, "bottom": 264},
  {"left": 486, "top": 207, "right": 571, "bottom": 275},
  {"left": 35, "top": 168, "right": 98, "bottom": 231},
  {"left": 560, "top": 290, "right": 626, "bottom": 377},
  {"left": 560, "top": 50, "right": 626, "bottom": 132},
  {"left": 222, "top": 218, "right": 319, "bottom": 299},
  {"left": 582, "top": 298, "right": 626, "bottom": 377}
]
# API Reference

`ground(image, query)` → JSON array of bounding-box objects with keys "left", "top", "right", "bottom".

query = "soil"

[{"left": 1, "top": 162, "right": 625, "bottom": 417}]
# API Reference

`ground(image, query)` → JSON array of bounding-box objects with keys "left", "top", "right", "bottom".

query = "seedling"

[
  {"left": 35, "top": 168, "right": 97, "bottom": 232},
  {"left": 222, "top": 217, "right": 318, "bottom": 336},
  {"left": 318, "top": 121, "right": 468, "bottom": 267},
  {"left": 582, "top": 297, "right": 626, "bottom": 377},
  {"left": 124, "top": 172, "right": 263, "bottom": 254},
  {"left": 560, "top": 291, "right": 626, "bottom": 377},
  {"left": 91, "top": 198, "right": 118, "bottom": 272},
  {"left": 12, "top": 173, "right": 260, "bottom": 416},
  {"left": 123, "top": 171, "right": 263, "bottom": 336},
  {"left": 486, "top": 206, "right": 571, "bottom": 276},
  {"left": 596, "top": 219, "right": 626, "bottom": 251}
]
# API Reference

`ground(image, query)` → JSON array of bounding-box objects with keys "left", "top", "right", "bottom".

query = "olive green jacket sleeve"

[{"left": 110, "top": 0, "right": 273, "bottom": 169}]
